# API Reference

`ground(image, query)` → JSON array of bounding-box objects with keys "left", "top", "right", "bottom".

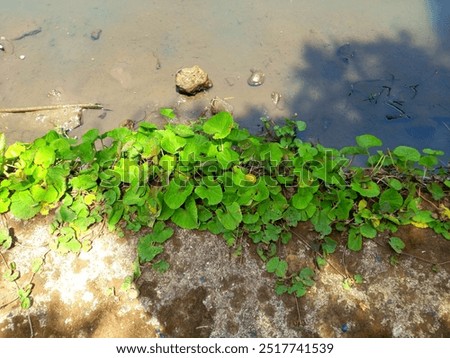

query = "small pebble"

[
  {"left": 341, "top": 323, "right": 349, "bottom": 333},
  {"left": 127, "top": 287, "right": 140, "bottom": 299},
  {"left": 155, "top": 329, "right": 167, "bottom": 338},
  {"left": 90, "top": 29, "right": 102, "bottom": 41},
  {"left": 19, "top": 55, "right": 25, "bottom": 60},
  {"left": 247, "top": 69, "right": 265, "bottom": 86}
]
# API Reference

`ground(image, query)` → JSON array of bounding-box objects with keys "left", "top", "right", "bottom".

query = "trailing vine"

[{"left": 0, "top": 111, "right": 448, "bottom": 306}]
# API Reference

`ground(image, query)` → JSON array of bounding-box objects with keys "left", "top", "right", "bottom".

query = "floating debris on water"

[
  {"left": 271, "top": 91, "right": 281, "bottom": 105},
  {"left": 210, "top": 96, "right": 233, "bottom": 115},
  {"left": 13, "top": 27, "right": 42, "bottom": 41}
]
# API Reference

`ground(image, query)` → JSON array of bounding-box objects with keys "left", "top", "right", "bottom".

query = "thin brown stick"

[
  {"left": 0, "top": 297, "right": 19, "bottom": 310},
  {"left": 0, "top": 103, "right": 103, "bottom": 113},
  {"left": 397, "top": 251, "right": 449, "bottom": 266},
  {"left": 295, "top": 296, "right": 301, "bottom": 325},
  {"left": 341, "top": 247, "right": 350, "bottom": 278}
]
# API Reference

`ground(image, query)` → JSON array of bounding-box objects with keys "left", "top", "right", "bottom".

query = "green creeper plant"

[{"left": 0, "top": 111, "right": 448, "bottom": 306}]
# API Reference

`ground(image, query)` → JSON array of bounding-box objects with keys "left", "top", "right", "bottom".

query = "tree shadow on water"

[{"left": 273, "top": 31, "right": 450, "bottom": 162}]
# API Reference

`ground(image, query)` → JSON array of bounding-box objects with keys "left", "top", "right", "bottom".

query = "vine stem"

[
  {"left": 0, "top": 251, "right": 35, "bottom": 337},
  {"left": 288, "top": 229, "right": 349, "bottom": 279},
  {"left": 0, "top": 251, "right": 12, "bottom": 272},
  {"left": 417, "top": 191, "right": 441, "bottom": 210},
  {"left": 372, "top": 239, "right": 449, "bottom": 266},
  {"left": 295, "top": 296, "right": 301, "bottom": 325}
]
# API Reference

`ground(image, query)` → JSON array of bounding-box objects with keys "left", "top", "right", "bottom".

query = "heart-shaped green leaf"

[
  {"left": 164, "top": 179, "right": 194, "bottom": 209},
  {"left": 379, "top": 188, "right": 403, "bottom": 213},
  {"left": 216, "top": 202, "right": 242, "bottom": 230},
  {"left": 171, "top": 197, "right": 198, "bottom": 229},
  {"left": 195, "top": 183, "right": 223, "bottom": 205},
  {"left": 203, "top": 112, "right": 234, "bottom": 139},
  {"left": 393, "top": 146, "right": 420, "bottom": 162},
  {"left": 10, "top": 191, "right": 40, "bottom": 220},
  {"left": 347, "top": 227, "right": 362, "bottom": 251},
  {"left": 35, "top": 146, "right": 56, "bottom": 168}
]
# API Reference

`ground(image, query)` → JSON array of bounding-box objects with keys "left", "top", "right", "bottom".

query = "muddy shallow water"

[{"left": 0, "top": 0, "right": 449, "bottom": 159}]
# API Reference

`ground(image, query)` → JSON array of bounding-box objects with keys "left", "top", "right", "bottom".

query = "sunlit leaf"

[
  {"left": 10, "top": 191, "right": 40, "bottom": 220},
  {"left": 203, "top": 112, "right": 234, "bottom": 139},
  {"left": 160, "top": 108, "right": 176, "bottom": 119},
  {"left": 35, "top": 147, "right": 56, "bottom": 168}
]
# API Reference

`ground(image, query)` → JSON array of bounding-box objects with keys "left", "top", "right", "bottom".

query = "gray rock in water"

[{"left": 175, "top": 65, "right": 213, "bottom": 95}]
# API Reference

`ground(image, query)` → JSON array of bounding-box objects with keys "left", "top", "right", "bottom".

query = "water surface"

[{"left": 0, "top": 0, "right": 449, "bottom": 161}]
